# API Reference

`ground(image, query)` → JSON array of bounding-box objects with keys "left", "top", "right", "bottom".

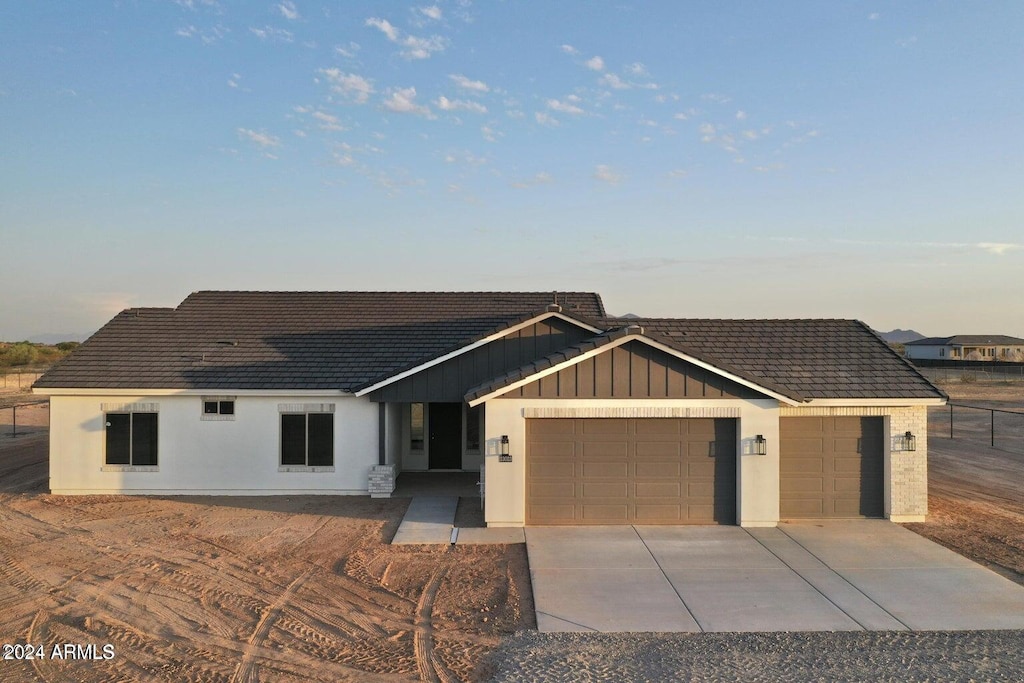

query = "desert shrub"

[
  {"left": 1, "top": 342, "right": 39, "bottom": 367},
  {"left": 959, "top": 372, "right": 978, "bottom": 383},
  {"left": 55, "top": 341, "right": 80, "bottom": 352}
]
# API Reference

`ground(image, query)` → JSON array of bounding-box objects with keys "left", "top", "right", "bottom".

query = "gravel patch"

[{"left": 487, "top": 630, "right": 1024, "bottom": 682}]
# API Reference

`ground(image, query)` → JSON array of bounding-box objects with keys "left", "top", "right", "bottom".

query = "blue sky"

[{"left": 2, "top": 1, "right": 1022, "bottom": 340}]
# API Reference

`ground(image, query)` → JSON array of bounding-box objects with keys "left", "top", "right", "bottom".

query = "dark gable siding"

[
  {"left": 501, "top": 341, "right": 765, "bottom": 400},
  {"left": 368, "top": 317, "right": 594, "bottom": 402}
]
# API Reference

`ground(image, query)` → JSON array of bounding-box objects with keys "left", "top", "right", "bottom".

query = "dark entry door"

[{"left": 428, "top": 403, "right": 463, "bottom": 469}]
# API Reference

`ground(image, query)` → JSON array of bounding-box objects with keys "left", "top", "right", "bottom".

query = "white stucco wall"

[
  {"left": 49, "top": 394, "right": 378, "bottom": 494},
  {"left": 481, "top": 398, "right": 782, "bottom": 528}
]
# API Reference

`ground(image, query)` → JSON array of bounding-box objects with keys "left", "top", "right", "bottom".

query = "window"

[
  {"left": 201, "top": 397, "right": 236, "bottom": 420},
  {"left": 466, "top": 404, "right": 481, "bottom": 452},
  {"left": 280, "top": 413, "right": 333, "bottom": 467},
  {"left": 939, "top": 348, "right": 945, "bottom": 357},
  {"left": 410, "top": 403, "right": 424, "bottom": 451},
  {"left": 105, "top": 412, "right": 158, "bottom": 466}
]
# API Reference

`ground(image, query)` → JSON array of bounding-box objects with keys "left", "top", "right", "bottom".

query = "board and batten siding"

[
  {"left": 368, "top": 317, "right": 594, "bottom": 402},
  {"left": 498, "top": 340, "right": 763, "bottom": 400}
]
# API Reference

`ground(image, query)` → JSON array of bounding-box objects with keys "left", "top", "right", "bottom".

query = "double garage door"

[
  {"left": 525, "top": 415, "right": 884, "bottom": 525},
  {"left": 526, "top": 418, "right": 737, "bottom": 525}
]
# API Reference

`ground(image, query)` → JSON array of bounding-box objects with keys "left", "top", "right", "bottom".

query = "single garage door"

[
  {"left": 526, "top": 418, "right": 736, "bottom": 525},
  {"left": 780, "top": 416, "right": 884, "bottom": 518}
]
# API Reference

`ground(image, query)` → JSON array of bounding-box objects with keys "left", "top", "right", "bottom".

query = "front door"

[{"left": 428, "top": 402, "right": 463, "bottom": 469}]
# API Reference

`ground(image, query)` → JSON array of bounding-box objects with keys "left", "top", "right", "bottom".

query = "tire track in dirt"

[
  {"left": 231, "top": 567, "right": 313, "bottom": 683},
  {"left": 414, "top": 565, "right": 459, "bottom": 683}
]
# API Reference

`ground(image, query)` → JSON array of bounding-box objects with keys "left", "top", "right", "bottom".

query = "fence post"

[
  {"left": 11, "top": 405, "right": 16, "bottom": 438},
  {"left": 991, "top": 409, "right": 995, "bottom": 448},
  {"left": 949, "top": 403, "right": 953, "bottom": 439}
]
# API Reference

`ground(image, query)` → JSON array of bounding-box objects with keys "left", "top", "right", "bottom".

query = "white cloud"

[
  {"left": 227, "top": 73, "right": 241, "bottom": 88},
  {"left": 436, "top": 96, "right": 487, "bottom": 113},
  {"left": 741, "top": 129, "right": 759, "bottom": 140},
  {"left": 366, "top": 16, "right": 447, "bottom": 59},
  {"left": 237, "top": 128, "right": 281, "bottom": 148},
  {"left": 176, "top": 23, "right": 228, "bottom": 44},
  {"left": 593, "top": 164, "right": 623, "bottom": 184},
  {"left": 250, "top": 26, "right": 294, "bottom": 42},
  {"left": 335, "top": 42, "right": 360, "bottom": 58},
  {"left": 667, "top": 169, "right": 689, "bottom": 179},
  {"left": 535, "top": 112, "right": 559, "bottom": 127},
  {"left": 312, "top": 110, "right": 345, "bottom": 131},
  {"left": 700, "top": 92, "right": 731, "bottom": 104},
  {"left": 599, "top": 73, "right": 630, "bottom": 90},
  {"left": 560, "top": 44, "right": 579, "bottom": 55},
  {"left": 511, "top": 171, "right": 554, "bottom": 189},
  {"left": 318, "top": 68, "right": 374, "bottom": 104},
  {"left": 868, "top": 12, "right": 880, "bottom": 20},
  {"left": 626, "top": 62, "right": 648, "bottom": 76},
  {"left": 698, "top": 123, "right": 716, "bottom": 142},
  {"left": 382, "top": 87, "right": 433, "bottom": 117},
  {"left": 365, "top": 17, "right": 399, "bottom": 41},
  {"left": 585, "top": 55, "right": 605, "bottom": 71},
  {"left": 481, "top": 125, "right": 501, "bottom": 142},
  {"left": 977, "top": 242, "right": 1023, "bottom": 255},
  {"left": 420, "top": 5, "right": 442, "bottom": 20},
  {"left": 278, "top": 1, "right": 299, "bottom": 20},
  {"left": 449, "top": 74, "right": 489, "bottom": 92},
  {"left": 735, "top": 110, "right": 747, "bottom": 120},
  {"left": 547, "top": 98, "right": 584, "bottom": 115}
]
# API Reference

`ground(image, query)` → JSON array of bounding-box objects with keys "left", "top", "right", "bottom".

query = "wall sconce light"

[
  {"left": 902, "top": 431, "right": 917, "bottom": 452},
  {"left": 499, "top": 435, "right": 512, "bottom": 462},
  {"left": 754, "top": 434, "right": 767, "bottom": 455}
]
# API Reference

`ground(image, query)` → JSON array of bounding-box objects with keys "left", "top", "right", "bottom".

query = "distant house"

[
  {"left": 34, "top": 290, "right": 945, "bottom": 527},
  {"left": 904, "top": 335, "right": 1024, "bottom": 362}
]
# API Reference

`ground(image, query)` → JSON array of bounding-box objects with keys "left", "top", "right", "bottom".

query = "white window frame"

[{"left": 201, "top": 396, "right": 237, "bottom": 421}]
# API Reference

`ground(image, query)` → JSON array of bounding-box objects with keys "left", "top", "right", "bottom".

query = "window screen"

[
  {"left": 131, "top": 413, "right": 159, "bottom": 466},
  {"left": 307, "top": 413, "right": 334, "bottom": 466},
  {"left": 105, "top": 413, "right": 131, "bottom": 465},
  {"left": 281, "top": 414, "right": 307, "bottom": 465}
]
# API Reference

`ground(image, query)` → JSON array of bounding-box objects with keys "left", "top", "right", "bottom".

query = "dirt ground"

[
  {"left": 0, "top": 435, "right": 533, "bottom": 682},
  {"left": 904, "top": 380, "right": 1024, "bottom": 586}
]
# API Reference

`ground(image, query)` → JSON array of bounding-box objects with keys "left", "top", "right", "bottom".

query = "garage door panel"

[
  {"left": 634, "top": 419, "right": 682, "bottom": 435},
  {"left": 636, "top": 482, "right": 681, "bottom": 497},
  {"left": 581, "top": 441, "right": 629, "bottom": 458},
  {"left": 530, "top": 482, "right": 576, "bottom": 498},
  {"left": 636, "top": 505, "right": 682, "bottom": 521},
  {"left": 530, "top": 441, "right": 575, "bottom": 458},
  {"left": 635, "top": 442, "right": 680, "bottom": 457},
  {"left": 582, "top": 419, "right": 629, "bottom": 435},
  {"left": 581, "top": 462, "right": 629, "bottom": 478},
  {"left": 582, "top": 482, "right": 629, "bottom": 498},
  {"left": 780, "top": 417, "right": 883, "bottom": 519},
  {"left": 530, "top": 419, "right": 577, "bottom": 435},
  {"left": 581, "top": 504, "right": 630, "bottom": 521},
  {"left": 529, "top": 461, "right": 575, "bottom": 479},
  {"left": 527, "top": 417, "right": 736, "bottom": 525}
]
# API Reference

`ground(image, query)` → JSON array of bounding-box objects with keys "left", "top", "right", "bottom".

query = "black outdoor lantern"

[
  {"left": 754, "top": 434, "right": 767, "bottom": 455},
  {"left": 902, "top": 431, "right": 917, "bottom": 451},
  {"left": 499, "top": 435, "right": 511, "bottom": 462}
]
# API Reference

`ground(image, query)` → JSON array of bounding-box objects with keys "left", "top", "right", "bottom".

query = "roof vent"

[
  {"left": 215, "top": 340, "right": 238, "bottom": 346},
  {"left": 546, "top": 303, "right": 562, "bottom": 313},
  {"left": 625, "top": 324, "right": 644, "bottom": 335}
]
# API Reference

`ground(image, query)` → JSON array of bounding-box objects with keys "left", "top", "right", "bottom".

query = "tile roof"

[
  {"left": 906, "top": 335, "right": 1024, "bottom": 346},
  {"left": 34, "top": 291, "right": 606, "bottom": 391},
  {"left": 34, "top": 291, "right": 945, "bottom": 400}
]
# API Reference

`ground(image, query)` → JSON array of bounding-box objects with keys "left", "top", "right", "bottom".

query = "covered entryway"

[
  {"left": 526, "top": 417, "right": 737, "bottom": 525},
  {"left": 780, "top": 416, "right": 884, "bottom": 518}
]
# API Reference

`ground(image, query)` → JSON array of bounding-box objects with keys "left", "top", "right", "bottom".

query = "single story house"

[
  {"left": 904, "top": 335, "right": 1024, "bottom": 362},
  {"left": 33, "top": 291, "right": 946, "bottom": 527}
]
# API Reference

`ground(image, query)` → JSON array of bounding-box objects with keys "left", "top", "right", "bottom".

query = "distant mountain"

[
  {"left": 879, "top": 329, "right": 926, "bottom": 344},
  {"left": 617, "top": 313, "right": 642, "bottom": 319},
  {"left": 25, "top": 332, "right": 90, "bottom": 345}
]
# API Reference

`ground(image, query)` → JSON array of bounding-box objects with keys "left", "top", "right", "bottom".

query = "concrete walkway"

[
  {"left": 391, "top": 496, "right": 525, "bottom": 545},
  {"left": 526, "top": 521, "right": 1024, "bottom": 632}
]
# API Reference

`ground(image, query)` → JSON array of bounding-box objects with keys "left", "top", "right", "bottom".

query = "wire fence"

[
  {"left": 930, "top": 402, "right": 1024, "bottom": 456},
  {"left": 916, "top": 365, "right": 1024, "bottom": 383},
  {"left": 0, "top": 400, "right": 49, "bottom": 439}
]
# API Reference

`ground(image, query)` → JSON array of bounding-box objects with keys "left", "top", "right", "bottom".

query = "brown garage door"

[
  {"left": 526, "top": 418, "right": 736, "bottom": 525},
  {"left": 780, "top": 417, "right": 884, "bottom": 518}
]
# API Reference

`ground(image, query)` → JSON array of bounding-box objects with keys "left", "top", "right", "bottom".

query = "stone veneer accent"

[
  {"left": 368, "top": 464, "right": 396, "bottom": 498},
  {"left": 780, "top": 405, "right": 928, "bottom": 522}
]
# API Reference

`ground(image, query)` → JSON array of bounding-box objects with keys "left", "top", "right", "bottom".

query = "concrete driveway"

[{"left": 526, "top": 521, "right": 1024, "bottom": 632}]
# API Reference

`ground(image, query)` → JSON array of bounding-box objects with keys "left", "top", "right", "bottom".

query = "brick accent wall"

[
  {"left": 368, "top": 464, "right": 396, "bottom": 498},
  {"left": 780, "top": 404, "right": 929, "bottom": 522}
]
